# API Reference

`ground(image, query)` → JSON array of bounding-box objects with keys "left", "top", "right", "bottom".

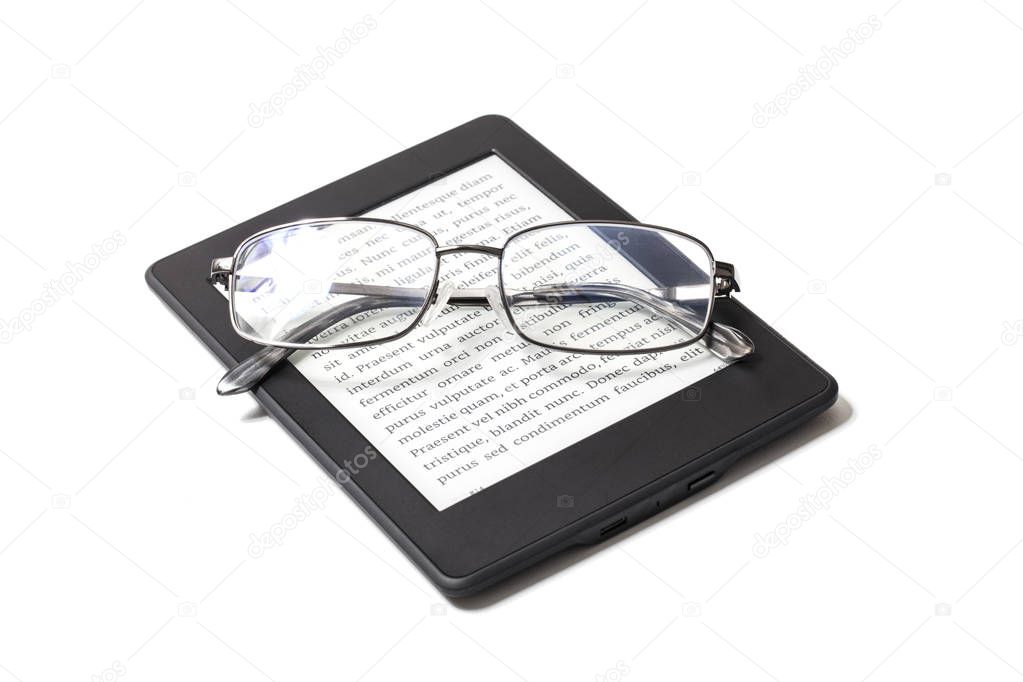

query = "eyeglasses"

[{"left": 209, "top": 218, "right": 754, "bottom": 395}]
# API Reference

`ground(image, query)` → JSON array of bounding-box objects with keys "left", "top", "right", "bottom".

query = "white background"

[{"left": 2, "top": 1, "right": 1022, "bottom": 680}]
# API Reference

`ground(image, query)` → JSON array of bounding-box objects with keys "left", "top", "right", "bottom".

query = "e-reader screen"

[{"left": 231, "top": 155, "right": 731, "bottom": 510}]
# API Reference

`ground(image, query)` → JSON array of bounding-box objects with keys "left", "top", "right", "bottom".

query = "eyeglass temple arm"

[
  {"left": 315, "top": 261, "right": 740, "bottom": 299},
  {"left": 323, "top": 282, "right": 753, "bottom": 361},
  {"left": 217, "top": 294, "right": 417, "bottom": 395},
  {"left": 217, "top": 280, "right": 752, "bottom": 395},
  {"left": 518, "top": 283, "right": 753, "bottom": 361}
]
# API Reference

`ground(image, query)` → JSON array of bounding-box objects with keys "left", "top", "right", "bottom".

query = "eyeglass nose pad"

[
  {"left": 483, "top": 285, "right": 515, "bottom": 332},
  {"left": 421, "top": 281, "right": 455, "bottom": 327}
]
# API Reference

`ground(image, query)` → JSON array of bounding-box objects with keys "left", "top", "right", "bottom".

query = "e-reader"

[{"left": 147, "top": 115, "right": 837, "bottom": 596}]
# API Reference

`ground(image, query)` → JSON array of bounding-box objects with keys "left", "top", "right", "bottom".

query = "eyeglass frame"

[{"left": 209, "top": 217, "right": 751, "bottom": 393}]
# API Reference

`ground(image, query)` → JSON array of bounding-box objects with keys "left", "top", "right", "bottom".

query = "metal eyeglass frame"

[{"left": 209, "top": 217, "right": 755, "bottom": 395}]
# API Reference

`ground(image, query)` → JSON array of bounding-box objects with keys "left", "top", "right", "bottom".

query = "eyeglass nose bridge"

[
  {"left": 432, "top": 244, "right": 503, "bottom": 308},
  {"left": 435, "top": 244, "right": 503, "bottom": 257}
]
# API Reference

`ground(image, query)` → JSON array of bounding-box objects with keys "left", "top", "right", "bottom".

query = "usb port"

[
  {"left": 600, "top": 516, "right": 628, "bottom": 537},
  {"left": 688, "top": 471, "right": 717, "bottom": 492}
]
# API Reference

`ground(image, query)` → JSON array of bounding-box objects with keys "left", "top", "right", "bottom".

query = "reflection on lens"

[
  {"left": 500, "top": 223, "right": 714, "bottom": 353},
  {"left": 231, "top": 219, "right": 437, "bottom": 348}
]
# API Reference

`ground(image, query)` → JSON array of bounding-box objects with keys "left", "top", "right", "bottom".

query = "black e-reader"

[{"left": 147, "top": 115, "right": 837, "bottom": 596}]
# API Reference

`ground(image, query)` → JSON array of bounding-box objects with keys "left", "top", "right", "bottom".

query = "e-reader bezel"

[{"left": 147, "top": 115, "right": 837, "bottom": 596}]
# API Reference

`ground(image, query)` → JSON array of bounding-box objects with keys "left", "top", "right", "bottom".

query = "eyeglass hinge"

[
  {"left": 209, "top": 256, "right": 234, "bottom": 289},
  {"left": 714, "top": 261, "right": 740, "bottom": 297}
]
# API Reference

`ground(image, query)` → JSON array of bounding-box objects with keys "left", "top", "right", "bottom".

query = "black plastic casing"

[{"left": 147, "top": 115, "right": 837, "bottom": 596}]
